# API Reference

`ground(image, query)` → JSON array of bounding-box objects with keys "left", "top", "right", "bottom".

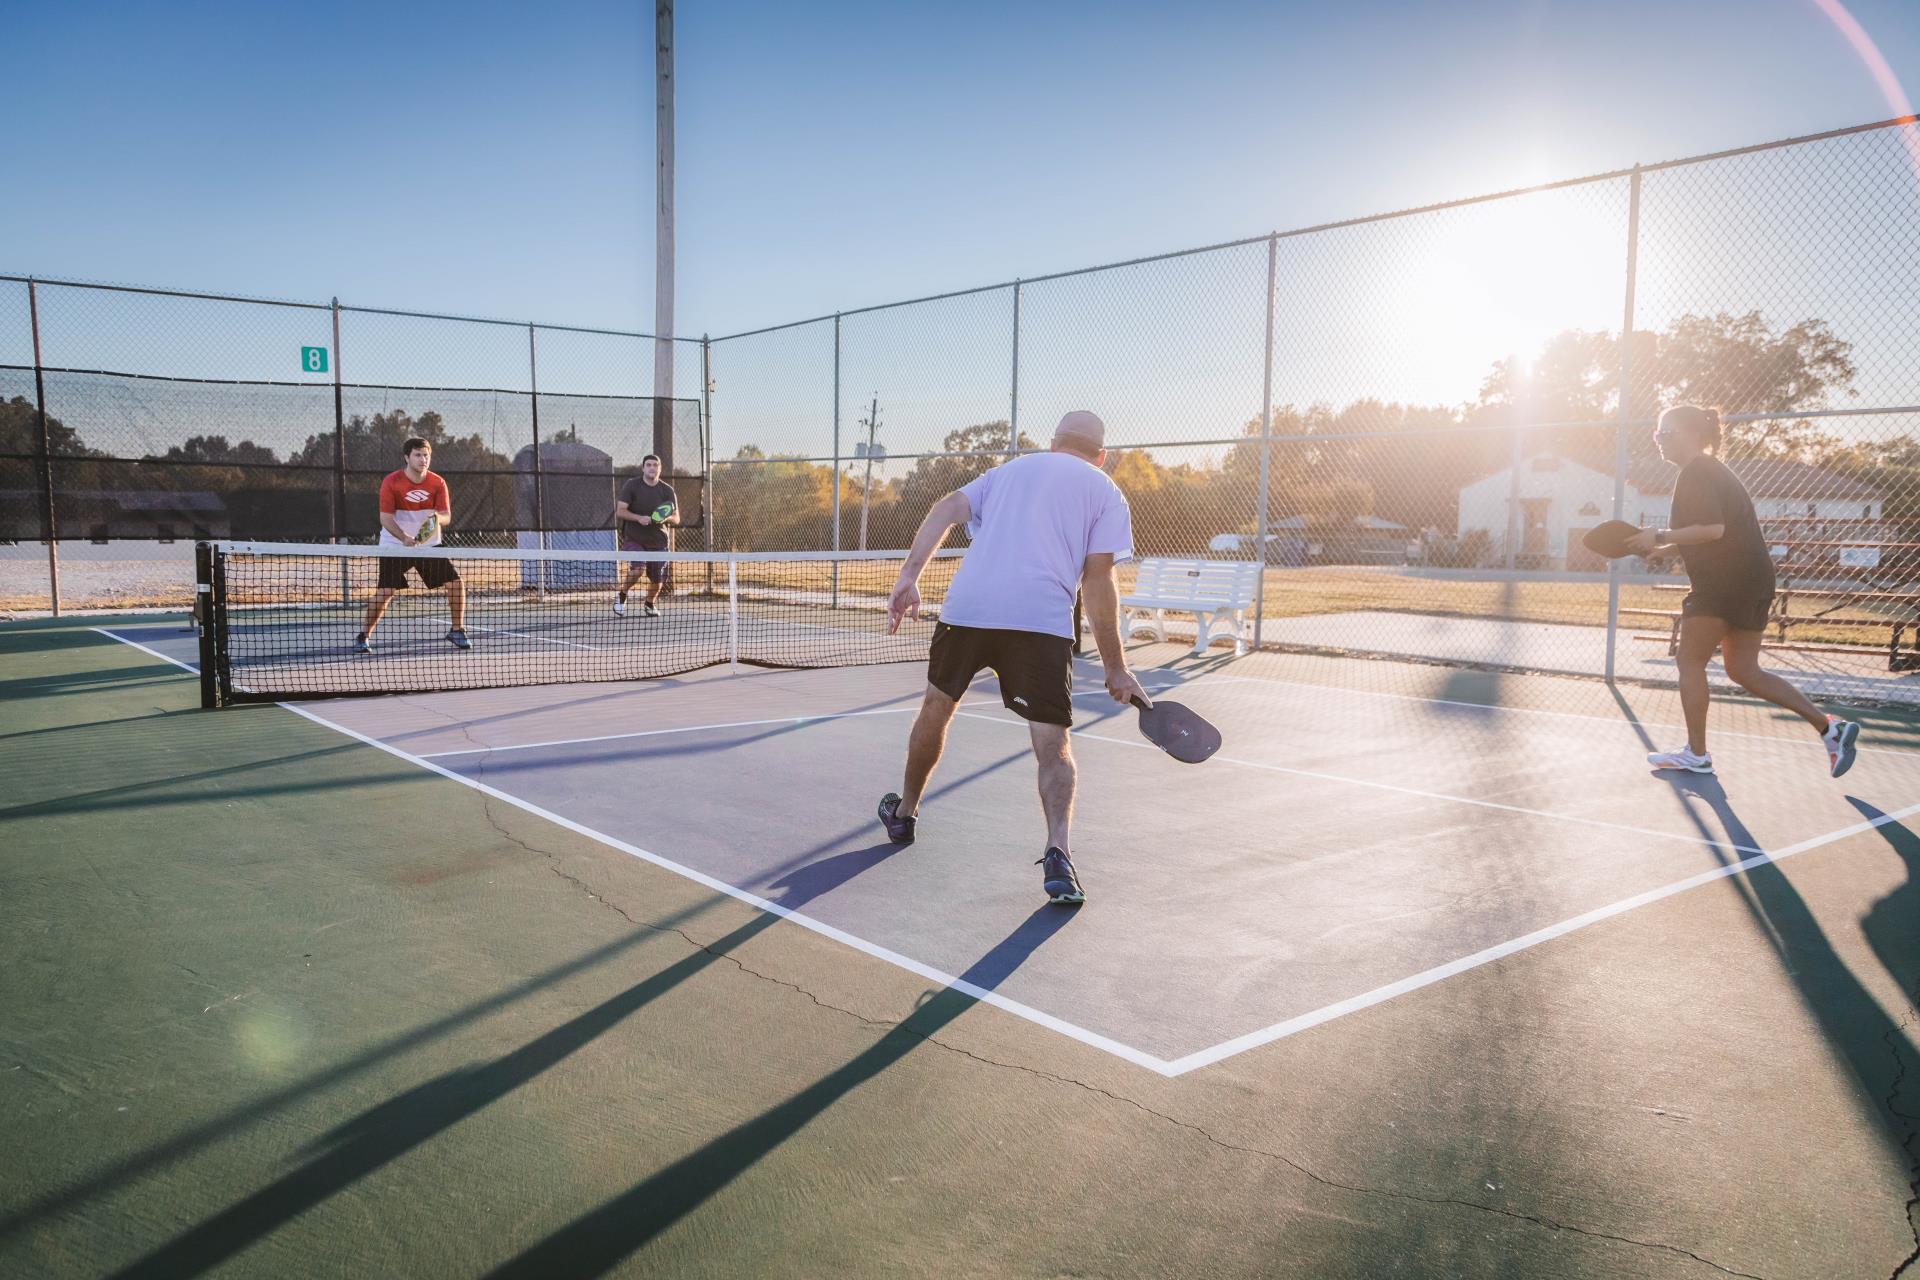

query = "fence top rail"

[
  {"left": 0, "top": 274, "right": 704, "bottom": 344},
  {"left": 0, "top": 362, "right": 703, "bottom": 404},
  {"left": 209, "top": 541, "right": 962, "bottom": 565},
  {"left": 707, "top": 113, "right": 1920, "bottom": 344}
]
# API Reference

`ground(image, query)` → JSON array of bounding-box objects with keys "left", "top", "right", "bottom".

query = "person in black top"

[
  {"left": 613, "top": 454, "right": 678, "bottom": 617},
  {"left": 1627, "top": 405, "right": 1858, "bottom": 777}
]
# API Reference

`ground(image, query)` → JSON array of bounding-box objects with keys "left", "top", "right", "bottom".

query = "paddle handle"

[{"left": 1129, "top": 694, "right": 1150, "bottom": 711}]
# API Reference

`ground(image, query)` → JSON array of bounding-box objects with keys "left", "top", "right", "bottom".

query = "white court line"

[
  {"left": 272, "top": 700, "right": 1174, "bottom": 1075},
  {"left": 1172, "top": 670, "right": 1920, "bottom": 758},
  {"left": 93, "top": 627, "right": 200, "bottom": 676},
  {"left": 1161, "top": 797, "right": 1920, "bottom": 1074},
  {"left": 92, "top": 626, "right": 1919, "bottom": 1077},
  {"left": 466, "top": 625, "right": 609, "bottom": 653},
  {"left": 418, "top": 707, "right": 920, "bottom": 759},
  {"left": 955, "top": 710, "right": 1765, "bottom": 857}
]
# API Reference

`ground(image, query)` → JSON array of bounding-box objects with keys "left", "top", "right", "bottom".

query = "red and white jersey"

[{"left": 378, "top": 470, "right": 449, "bottom": 546}]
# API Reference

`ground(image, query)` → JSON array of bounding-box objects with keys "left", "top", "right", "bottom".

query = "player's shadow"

[
  {"left": 98, "top": 832, "right": 913, "bottom": 1280},
  {"left": 97, "top": 724, "right": 1055, "bottom": 1279},
  {"left": 1660, "top": 775, "right": 1919, "bottom": 1179},
  {"left": 478, "top": 905, "right": 1078, "bottom": 1279},
  {"left": 1850, "top": 799, "right": 1919, "bottom": 1027}
]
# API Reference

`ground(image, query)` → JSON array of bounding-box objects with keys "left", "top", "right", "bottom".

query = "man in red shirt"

[{"left": 353, "top": 436, "right": 470, "bottom": 653}]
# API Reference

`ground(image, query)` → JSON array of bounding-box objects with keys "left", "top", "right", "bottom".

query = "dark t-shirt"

[
  {"left": 617, "top": 477, "right": 676, "bottom": 549},
  {"left": 1669, "top": 455, "right": 1774, "bottom": 596}
]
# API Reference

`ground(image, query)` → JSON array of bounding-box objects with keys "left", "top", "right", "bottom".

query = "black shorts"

[
  {"left": 377, "top": 555, "right": 460, "bottom": 591},
  {"left": 927, "top": 622, "right": 1074, "bottom": 726},
  {"left": 618, "top": 545, "right": 671, "bottom": 584},
  {"left": 1682, "top": 589, "right": 1774, "bottom": 633}
]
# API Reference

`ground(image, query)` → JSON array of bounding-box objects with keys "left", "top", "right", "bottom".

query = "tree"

[
  {"left": 156, "top": 435, "right": 281, "bottom": 466},
  {"left": 0, "top": 395, "right": 92, "bottom": 457}
]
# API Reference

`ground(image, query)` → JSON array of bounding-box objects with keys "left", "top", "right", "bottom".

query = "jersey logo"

[{"left": 405, "top": 488, "right": 432, "bottom": 503}]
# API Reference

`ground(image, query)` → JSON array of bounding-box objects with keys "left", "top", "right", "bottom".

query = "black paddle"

[
  {"left": 1129, "top": 694, "right": 1221, "bottom": 764},
  {"left": 1580, "top": 519, "right": 1645, "bottom": 560}
]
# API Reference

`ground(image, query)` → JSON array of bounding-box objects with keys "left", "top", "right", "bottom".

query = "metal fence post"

[
  {"left": 330, "top": 299, "right": 349, "bottom": 606},
  {"left": 1253, "top": 235, "right": 1276, "bottom": 649},
  {"left": 1505, "top": 423, "right": 1523, "bottom": 570},
  {"left": 702, "top": 335, "right": 714, "bottom": 554},
  {"left": 330, "top": 298, "right": 347, "bottom": 540},
  {"left": 527, "top": 323, "right": 546, "bottom": 544},
  {"left": 1605, "top": 166, "right": 1643, "bottom": 685},
  {"left": 27, "top": 281, "right": 59, "bottom": 616},
  {"left": 831, "top": 312, "right": 842, "bottom": 605},
  {"left": 1008, "top": 280, "right": 1021, "bottom": 455}
]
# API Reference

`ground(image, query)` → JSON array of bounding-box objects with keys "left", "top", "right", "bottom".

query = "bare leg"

[
  {"left": 617, "top": 564, "right": 645, "bottom": 601},
  {"left": 1029, "top": 721, "right": 1076, "bottom": 851},
  {"left": 1676, "top": 615, "right": 1725, "bottom": 756},
  {"left": 446, "top": 579, "right": 466, "bottom": 629},
  {"left": 644, "top": 570, "right": 667, "bottom": 605},
  {"left": 362, "top": 587, "right": 398, "bottom": 635},
  {"left": 899, "top": 685, "right": 958, "bottom": 816},
  {"left": 1721, "top": 629, "right": 1828, "bottom": 732}
]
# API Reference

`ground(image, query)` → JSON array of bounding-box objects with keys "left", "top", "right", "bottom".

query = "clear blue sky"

[{"left": 4, "top": 0, "right": 1916, "bottom": 341}]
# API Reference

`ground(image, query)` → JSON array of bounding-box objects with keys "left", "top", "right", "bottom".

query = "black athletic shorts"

[
  {"left": 1682, "top": 589, "right": 1774, "bottom": 633},
  {"left": 620, "top": 538, "right": 672, "bottom": 584},
  {"left": 377, "top": 555, "right": 461, "bottom": 591},
  {"left": 927, "top": 622, "right": 1074, "bottom": 726}
]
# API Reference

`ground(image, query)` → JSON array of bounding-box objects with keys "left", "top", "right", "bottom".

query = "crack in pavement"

[
  {"left": 1890, "top": 973, "right": 1920, "bottom": 1280},
  {"left": 447, "top": 728, "right": 1771, "bottom": 1278}
]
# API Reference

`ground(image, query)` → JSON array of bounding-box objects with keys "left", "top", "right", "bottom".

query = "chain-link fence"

[
  {"left": 0, "top": 280, "right": 707, "bottom": 612},
  {"left": 700, "top": 115, "right": 1920, "bottom": 707},
  {"left": 8, "top": 116, "right": 1918, "bottom": 709}
]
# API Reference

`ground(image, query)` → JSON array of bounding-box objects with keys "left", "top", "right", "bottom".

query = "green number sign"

[{"left": 301, "top": 346, "right": 329, "bottom": 374}]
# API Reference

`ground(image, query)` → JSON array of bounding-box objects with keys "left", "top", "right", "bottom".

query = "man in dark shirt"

[{"left": 613, "top": 453, "right": 678, "bottom": 617}]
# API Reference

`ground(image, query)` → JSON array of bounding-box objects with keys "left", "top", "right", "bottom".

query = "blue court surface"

[{"left": 98, "top": 619, "right": 1920, "bottom": 1076}]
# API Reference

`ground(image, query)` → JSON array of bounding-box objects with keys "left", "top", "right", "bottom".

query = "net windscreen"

[{"left": 200, "top": 542, "right": 958, "bottom": 705}]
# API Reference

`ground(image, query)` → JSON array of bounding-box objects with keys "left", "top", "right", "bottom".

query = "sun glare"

[{"left": 1387, "top": 194, "right": 1625, "bottom": 404}]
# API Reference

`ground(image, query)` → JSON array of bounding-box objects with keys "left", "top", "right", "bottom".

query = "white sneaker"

[
  {"left": 1647, "top": 746, "right": 1713, "bottom": 773},
  {"left": 612, "top": 596, "right": 627, "bottom": 617},
  {"left": 1822, "top": 716, "right": 1860, "bottom": 778},
  {"left": 643, "top": 602, "right": 660, "bottom": 618}
]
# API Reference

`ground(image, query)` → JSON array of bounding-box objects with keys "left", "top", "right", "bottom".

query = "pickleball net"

[{"left": 195, "top": 541, "right": 960, "bottom": 706}]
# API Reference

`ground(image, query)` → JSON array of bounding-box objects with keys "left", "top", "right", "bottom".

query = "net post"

[
  {"left": 726, "top": 556, "right": 739, "bottom": 672},
  {"left": 195, "top": 542, "right": 218, "bottom": 708},
  {"left": 210, "top": 545, "right": 233, "bottom": 707},
  {"left": 702, "top": 335, "right": 718, "bottom": 597},
  {"left": 27, "top": 280, "right": 60, "bottom": 617},
  {"left": 1605, "top": 166, "right": 1643, "bottom": 686},
  {"left": 831, "top": 312, "right": 842, "bottom": 608},
  {"left": 1504, "top": 423, "right": 1523, "bottom": 570},
  {"left": 1253, "top": 233, "right": 1276, "bottom": 650}
]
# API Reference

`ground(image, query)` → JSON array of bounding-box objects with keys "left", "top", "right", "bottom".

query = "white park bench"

[{"left": 1117, "top": 557, "right": 1262, "bottom": 656}]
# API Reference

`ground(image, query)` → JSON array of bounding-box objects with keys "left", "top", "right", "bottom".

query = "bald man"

[{"left": 881, "top": 410, "right": 1149, "bottom": 905}]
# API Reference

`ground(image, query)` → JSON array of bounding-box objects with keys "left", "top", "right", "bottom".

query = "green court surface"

[{"left": 3, "top": 616, "right": 1918, "bottom": 1279}]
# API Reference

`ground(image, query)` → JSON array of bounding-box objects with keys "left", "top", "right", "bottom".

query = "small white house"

[{"left": 1456, "top": 454, "right": 1882, "bottom": 570}]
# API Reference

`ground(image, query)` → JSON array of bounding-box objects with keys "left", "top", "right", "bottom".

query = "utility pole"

[{"left": 857, "top": 394, "right": 882, "bottom": 551}]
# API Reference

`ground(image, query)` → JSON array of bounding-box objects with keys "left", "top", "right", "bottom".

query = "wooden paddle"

[
  {"left": 1580, "top": 519, "right": 1644, "bottom": 559},
  {"left": 1129, "top": 695, "right": 1221, "bottom": 764}
]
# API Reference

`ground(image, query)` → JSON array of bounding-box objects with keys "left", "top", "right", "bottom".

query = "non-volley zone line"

[{"left": 90, "top": 626, "right": 1919, "bottom": 1076}]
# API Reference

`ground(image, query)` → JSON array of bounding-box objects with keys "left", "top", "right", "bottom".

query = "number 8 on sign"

[{"left": 301, "top": 346, "right": 329, "bottom": 374}]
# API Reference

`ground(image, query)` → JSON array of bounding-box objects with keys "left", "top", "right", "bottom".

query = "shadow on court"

[
  {"left": 1659, "top": 776, "right": 1920, "bottom": 1191},
  {"left": 1, "top": 733, "right": 1046, "bottom": 1252},
  {"left": 479, "top": 907, "right": 1076, "bottom": 1280}
]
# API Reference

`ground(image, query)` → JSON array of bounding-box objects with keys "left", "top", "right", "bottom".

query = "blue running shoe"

[
  {"left": 447, "top": 628, "right": 472, "bottom": 651},
  {"left": 878, "top": 793, "right": 916, "bottom": 844},
  {"left": 1036, "top": 847, "right": 1084, "bottom": 905},
  {"left": 352, "top": 632, "right": 372, "bottom": 655}
]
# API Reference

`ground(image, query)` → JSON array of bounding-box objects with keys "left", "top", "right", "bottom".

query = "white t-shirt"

[{"left": 939, "top": 451, "right": 1133, "bottom": 638}]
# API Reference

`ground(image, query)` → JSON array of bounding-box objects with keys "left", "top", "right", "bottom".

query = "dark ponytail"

[{"left": 1661, "top": 404, "right": 1722, "bottom": 454}]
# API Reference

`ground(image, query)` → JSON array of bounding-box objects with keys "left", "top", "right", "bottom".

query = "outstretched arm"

[{"left": 888, "top": 490, "right": 972, "bottom": 633}]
